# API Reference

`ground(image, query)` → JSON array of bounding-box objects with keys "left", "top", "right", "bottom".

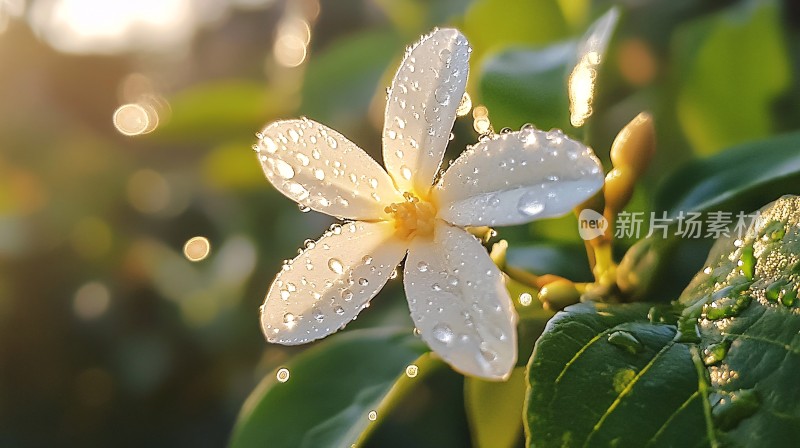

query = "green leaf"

[
  {"left": 677, "top": 195, "right": 800, "bottom": 446},
  {"left": 461, "top": 0, "right": 569, "bottom": 64},
  {"left": 525, "top": 302, "right": 709, "bottom": 447},
  {"left": 525, "top": 196, "right": 800, "bottom": 448},
  {"left": 477, "top": 8, "right": 619, "bottom": 132},
  {"left": 230, "top": 328, "right": 427, "bottom": 448},
  {"left": 478, "top": 41, "right": 575, "bottom": 132},
  {"left": 465, "top": 367, "right": 527, "bottom": 448},
  {"left": 654, "top": 131, "right": 800, "bottom": 217},
  {"left": 155, "top": 80, "right": 284, "bottom": 144},
  {"left": 301, "top": 30, "right": 401, "bottom": 133},
  {"left": 674, "top": 0, "right": 790, "bottom": 154}
]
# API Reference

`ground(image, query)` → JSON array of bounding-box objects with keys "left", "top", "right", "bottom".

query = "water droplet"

[
  {"left": 517, "top": 192, "right": 545, "bottom": 217},
  {"left": 362, "top": 255, "right": 373, "bottom": 265},
  {"left": 739, "top": 245, "right": 755, "bottom": 281},
  {"left": 405, "top": 364, "right": 418, "bottom": 378},
  {"left": 312, "top": 307, "right": 325, "bottom": 322},
  {"left": 283, "top": 313, "right": 295, "bottom": 324},
  {"left": 358, "top": 278, "right": 369, "bottom": 286},
  {"left": 288, "top": 129, "right": 300, "bottom": 143},
  {"left": 368, "top": 410, "right": 378, "bottom": 421},
  {"left": 607, "top": 331, "right": 642, "bottom": 354},
  {"left": 298, "top": 204, "right": 311, "bottom": 213},
  {"left": 519, "top": 292, "right": 533, "bottom": 306},
  {"left": 417, "top": 261, "right": 429, "bottom": 272},
  {"left": 313, "top": 169, "right": 325, "bottom": 180},
  {"left": 334, "top": 306, "right": 345, "bottom": 315},
  {"left": 395, "top": 117, "right": 406, "bottom": 129},
  {"left": 432, "top": 283, "right": 442, "bottom": 291},
  {"left": 273, "top": 159, "right": 295, "bottom": 179},
  {"left": 703, "top": 340, "right": 731, "bottom": 365},
  {"left": 438, "top": 48, "right": 451, "bottom": 62},
  {"left": 400, "top": 165, "right": 412, "bottom": 180},
  {"left": 341, "top": 289, "right": 353, "bottom": 301},
  {"left": 276, "top": 368, "right": 290, "bottom": 383},
  {"left": 712, "top": 388, "right": 759, "bottom": 431},
  {"left": 287, "top": 182, "right": 309, "bottom": 200},
  {"left": 328, "top": 258, "right": 344, "bottom": 274},
  {"left": 327, "top": 136, "right": 338, "bottom": 149},
  {"left": 262, "top": 137, "right": 277, "bottom": 153},
  {"left": 434, "top": 85, "right": 450, "bottom": 106},
  {"left": 395, "top": 149, "right": 404, "bottom": 159},
  {"left": 369, "top": 178, "right": 378, "bottom": 189},
  {"left": 432, "top": 323, "right": 454, "bottom": 345},
  {"left": 280, "top": 289, "right": 290, "bottom": 300},
  {"left": 456, "top": 92, "right": 472, "bottom": 116}
]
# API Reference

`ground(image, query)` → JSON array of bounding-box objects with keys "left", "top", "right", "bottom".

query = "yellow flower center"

[{"left": 385, "top": 192, "right": 437, "bottom": 240}]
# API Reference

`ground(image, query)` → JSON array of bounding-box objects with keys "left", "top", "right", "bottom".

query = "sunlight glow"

[
  {"left": 183, "top": 236, "right": 211, "bottom": 262},
  {"left": 30, "top": 0, "right": 192, "bottom": 54},
  {"left": 568, "top": 8, "right": 619, "bottom": 127}
]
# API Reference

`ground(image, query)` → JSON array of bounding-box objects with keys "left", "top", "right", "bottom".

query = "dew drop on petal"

[
  {"left": 358, "top": 278, "right": 369, "bottom": 286},
  {"left": 368, "top": 410, "right": 377, "bottom": 421},
  {"left": 400, "top": 165, "right": 412, "bottom": 180},
  {"left": 434, "top": 85, "right": 450, "bottom": 106},
  {"left": 283, "top": 313, "right": 295, "bottom": 324},
  {"left": 405, "top": 364, "right": 418, "bottom": 378},
  {"left": 312, "top": 307, "right": 325, "bottom": 322},
  {"left": 313, "top": 168, "right": 325, "bottom": 180},
  {"left": 362, "top": 255, "right": 373, "bottom": 265},
  {"left": 273, "top": 159, "right": 295, "bottom": 179},
  {"left": 519, "top": 292, "right": 533, "bottom": 306},
  {"left": 262, "top": 137, "right": 277, "bottom": 153},
  {"left": 517, "top": 192, "right": 545, "bottom": 217},
  {"left": 341, "top": 289, "right": 354, "bottom": 301},
  {"left": 417, "top": 261, "right": 429, "bottom": 272},
  {"left": 328, "top": 258, "right": 344, "bottom": 274},
  {"left": 432, "top": 323, "right": 454, "bottom": 345},
  {"left": 298, "top": 204, "right": 311, "bottom": 213}
]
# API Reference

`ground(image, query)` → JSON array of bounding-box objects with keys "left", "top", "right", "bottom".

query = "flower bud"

[
  {"left": 616, "top": 238, "right": 661, "bottom": 300},
  {"left": 603, "top": 167, "right": 636, "bottom": 215},
  {"left": 538, "top": 279, "right": 581, "bottom": 310},
  {"left": 610, "top": 112, "right": 655, "bottom": 179}
]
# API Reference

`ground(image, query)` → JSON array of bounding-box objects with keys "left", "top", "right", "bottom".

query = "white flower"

[{"left": 255, "top": 28, "right": 604, "bottom": 380}]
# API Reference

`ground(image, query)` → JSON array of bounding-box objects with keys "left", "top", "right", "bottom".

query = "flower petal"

[
  {"left": 261, "top": 221, "right": 407, "bottom": 345},
  {"left": 257, "top": 118, "right": 403, "bottom": 220},
  {"left": 404, "top": 221, "right": 517, "bottom": 380},
  {"left": 434, "top": 127, "right": 604, "bottom": 227},
  {"left": 382, "top": 28, "right": 471, "bottom": 196}
]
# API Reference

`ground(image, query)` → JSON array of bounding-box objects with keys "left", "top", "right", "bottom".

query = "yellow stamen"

[{"left": 384, "top": 192, "right": 437, "bottom": 240}]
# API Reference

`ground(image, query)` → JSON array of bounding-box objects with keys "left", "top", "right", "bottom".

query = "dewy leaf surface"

[{"left": 526, "top": 196, "right": 800, "bottom": 447}]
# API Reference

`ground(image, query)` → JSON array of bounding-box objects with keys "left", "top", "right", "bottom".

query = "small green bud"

[{"left": 538, "top": 279, "right": 581, "bottom": 311}]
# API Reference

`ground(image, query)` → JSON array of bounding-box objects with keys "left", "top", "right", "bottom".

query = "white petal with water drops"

[
  {"left": 256, "top": 118, "right": 403, "bottom": 220},
  {"left": 382, "top": 28, "right": 471, "bottom": 195},
  {"left": 403, "top": 222, "right": 517, "bottom": 380},
  {"left": 261, "top": 221, "right": 406, "bottom": 345},
  {"left": 434, "top": 127, "right": 604, "bottom": 227}
]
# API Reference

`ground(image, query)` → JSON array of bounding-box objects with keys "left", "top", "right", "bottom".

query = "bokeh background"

[{"left": 1, "top": 0, "right": 799, "bottom": 446}]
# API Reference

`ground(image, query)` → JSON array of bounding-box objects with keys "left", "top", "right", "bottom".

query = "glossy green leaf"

[
  {"left": 301, "top": 30, "right": 400, "bottom": 133},
  {"left": 230, "top": 328, "right": 427, "bottom": 448},
  {"left": 461, "top": 0, "right": 569, "bottom": 64},
  {"left": 654, "top": 131, "right": 800, "bottom": 217},
  {"left": 155, "top": 80, "right": 284, "bottom": 144},
  {"left": 465, "top": 367, "right": 526, "bottom": 448},
  {"left": 676, "top": 195, "right": 800, "bottom": 446},
  {"left": 478, "top": 41, "right": 575, "bottom": 132},
  {"left": 525, "top": 302, "right": 709, "bottom": 447},
  {"left": 675, "top": 0, "right": 790, "bottom": 154},
  {"left": 478, "top": 8, "right": 619, "bottom": 132},
  {"left": 526, "top": 196, "right": 800, "bottom": 448}
]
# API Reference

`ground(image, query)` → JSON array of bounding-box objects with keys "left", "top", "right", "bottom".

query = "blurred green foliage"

[{"left": 2, "top": 0, "right": 800, "bottom": 447}]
